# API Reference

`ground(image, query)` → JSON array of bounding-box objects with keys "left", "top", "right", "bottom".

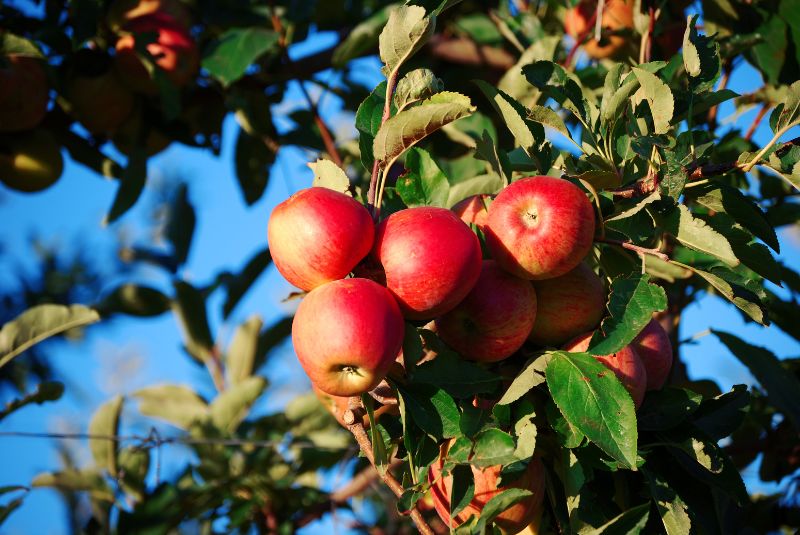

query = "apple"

[
  {"left": 632, "top": 318, "right": 673, "bottom": 390},
  {"left": 564, "top": 0, "right": 634, "bottom": 60},
  {"left": 112, "top": 107, "right": 171, "bottom": 156},
  {"left": 435, "top": 260, "right": 537, "bottom": 362},
  {"left": 428, "top": 441, "right": 545, "bottom": 533},
  {"left": 451, "top": 194, "right": 491, "bottom": 231},
  {"left": 564, "top": 332, "right": 647, "bottom": 408},
  {"left": 0, "top": 129, "right": 64, "bottom": 193},
  {"left": 372, "top": 206, "right": 482, "bottom": 320},
  {"left": 486, "top": 176, "right": 595, "bottom": 280},
  {"left": 528, "top": 263, "right": 606, "bottom": 347},
  {"left": 65, "top": 49, "right": 135, "bottom": 135},
  {"left": 114, "top": 12, "right": 199, "bottom": 94},
  {"left": 107, "top": 0, "right": 191, "bottom": 31},
  {"left": 0, "top": 55, "right": 49, "bottom": 133},
  {"left": 292, "top": 278, "right": 404, "bottom": 397},
  {"left": 654, "top": 20, "right": 686, "bottom": 60},
  {"left": 268, "top": 187, "right": 375, "bottom": 291}
]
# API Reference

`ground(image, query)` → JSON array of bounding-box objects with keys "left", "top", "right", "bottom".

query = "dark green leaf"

[
  {"left": 396, "top": 147, "right": 450, "bottom": 207},
  {"left": 0, "top": 382, "right": 64, "bottom": 422},
  {"left": 202, "top": 28, "right": 279, "bottom": 86},
  {"left": 638, "top": 388, "right": 702, "bottom": 431},
  {"left": 165, "top": 183, "right": 196, "bottom": 266},
  {"left": 474, "top": 80, "right": 543, "bottom": 156},
  {"left": 222, "top": 248, "right": 272, "bottom": 319},
  {"left": 683, "top": 15, "right": 721, "bottom": 92},
  {"left": 332, "top": 5, "right": 394, "bottom": 68},
  {"left": 585, "top": 503, "right": 650, "bottom": 535},
  {"left": 471, "top": 428, "right": 517, "bottom": 467},
  {"left": 98, "top": 284, "right": 171, "bottom": 317},
  {"left": 172, "top": 281, "right": 214, "bottom": 363},
  {"left": 664, "top": 205, "right": 739, "bottom": 267},
  {"left": 691, "top": 384, "right": 750, "bottom": 440},
  {"left": 398, "top": 383, "right": 460, "bottom": 439},
  {"left": 644, "top": 469, "right": 692, "bottom": 535},
  {"left": 632, "top": 67, "right": 674, "bottom": 134},
  {"left": 470, "top": 488, "right": 533, "bottom": 534},
  {"left": 450, "top": 464, "right": 475, "bottom": 518},
  {"left": 234, "top": 129, "right": 275, "bottom": 206},
  {"left": 106, "top": 147, "right": 147, "bottom": 224},
  {"left": 356, "top": 82, "right": 389, "bottom": 172},
  {"left": 413, "top": 350, "right": 500, "bottom": 398}
]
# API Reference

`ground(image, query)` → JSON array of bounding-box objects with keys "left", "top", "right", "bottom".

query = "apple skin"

[
  {"left": 654, "top": 20, "right": 686, "bottom": 59},
  {"left": 66, "top": 50, "right": 134, "bottom": 135},
  {"left": 528, "top": 263, "right": 606, "bottom": 347},
  {"left": 292, "top": 278, "right": 405, "bottom": 397},
  {"left": 107, "top": 0, "right": 191, "bottom": 31},
  {"left": 564, "top": 0, "right": 634, "bottom": 60},
  {"left": 0, "top": 55, "right": 49, "bottom": 133},
  {"left": 632, "top": 318, "right": 673, "bottom": 390},
  {"left": 435, "top": 260, "right": 537, "bottom": 362},
  {"left": 0, "top": 129, "right": 64, "bottom": 193},
  {"left": 451, "top": 194, "right": 491, "bottom": 231},
  {"left": 429, "top": 442, "right": 546, "bottom": 533},
  {"left": 486, "top": 176, "right": 595, "bottom": 280},
  {"left": 564, "top": 332, "right": 647, "bottom": 408},
  {"left": 268, "top": 187, "right": 375, "bottom": 292},
  {"left": 372, "top": 206, "right": 483, "bottom": 320},
  {"left": 114, "top": 12, "right": 199, "bottom": 94}
]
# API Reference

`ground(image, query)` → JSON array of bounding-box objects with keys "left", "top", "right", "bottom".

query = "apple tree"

[{"left": 1, "top": 0, "right": 800, "bottom": 533}]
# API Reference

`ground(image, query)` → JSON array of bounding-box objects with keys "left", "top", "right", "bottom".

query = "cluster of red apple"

[{"left": 0, "top": 0, "right": 199, "bottom": 193}]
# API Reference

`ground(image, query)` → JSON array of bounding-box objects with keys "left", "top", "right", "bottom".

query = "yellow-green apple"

[
  {"left": 564, "top": 0, "right": 634, "bottom": 60},
  {"left": 0, "top": 129, "right": 64, "bottom": 193},
  {"left": 65, "top": 49, "right": 134, "bottom": 135},
  {"left": 528, "top": 263, "right": 605, "bottom": 347},
  {"left": 451, "top": 194, "right": 491, "bottom": 231},
  {"left": 564, "top": 332, "right": 647, "bottom": 408},
  {"left": 435, "top": 260, "right": 537, "bottom": 362},
  {"left": 292, "top": 278, "right": 404, "bottom": 397},
  {"left": 0, "top": 55, "right": 49, "bottom": 132},
  {"left": 486, "top": 176, "right": 595, "bottom": 280},
  {"left": 428, "top": 441, "right": 546, "bottom": 533},
  {"left": 372, "top": 207, "right": 482, "bottom": 320},
  {"left": 107, "top": 0, "right": 191, "bottom": 31},
  {"left": 112, "top": 107, "right": 171, "bottom": 156},
  {"left": 114, "top": 12, "right": 199, "bottom": 94},
  {"left": 632, "top": 318, "right": 673, "bottom": 390},
  {"left": 268, "top": 187, "right": 374, "bottom": 291}
]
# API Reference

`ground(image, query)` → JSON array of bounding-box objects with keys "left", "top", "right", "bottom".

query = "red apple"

[
  {"left": 107, "top": 0, "right": 191, "bottom": 31},
  {"left": 429, "top": 441, "right": 545, "bottom": 533},
  {"left": 372, "top": 207, "right": 482, "bottom": 320},
  {"left": 268, "top": 187, "right": 375, "bottom": 291},
  {"left": 564, "top": 332, "right": 647, "bottom": 408},
  {"left": 564, "top": 0, "right": 634, "bottom": 60},
  {"left": 0, "top": 55, "right": 49, "bottom": 132},
  {"left": 451, "top": 194, "right": 491, "bottom": 231},
  {"left": 632, "top": 318, "right": 673, "bottom": 390},
  {"left": 292, "top": 278, "right": 404, "bottom": 397},
  {"left": 435, "top": 260, "right": 537, "bottom": 362},
  {"left": 654, "top": 20, "right": 686, "bottom": 59},
  {"left": 114, "top": 12, "right": 199, "bottom": 94},
  {"left": 528, "top": 263, "right": 606, "bottom": 347},
  {"left": 486, "top": 176, "right": 595, "bottom": 280}
]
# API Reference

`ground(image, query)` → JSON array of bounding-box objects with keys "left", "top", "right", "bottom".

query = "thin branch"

[
  {"left": 707, "top": 63, "right": 731, "bottom": 128},
  {"left": 744, "top": 103, "right": 770, "bottom": 141},
  {"left": 298, "top": 80, "right": 344, "bottom": 168},
  {"left": 596, "top": 237, "right": 670, "bottom": 262}
]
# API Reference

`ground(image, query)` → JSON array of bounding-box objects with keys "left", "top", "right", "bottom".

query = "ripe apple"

[
  {"left": 528, "top": 263, "right": 606, "bottom": 347},
  {"left": 486, "top": 176, "right": 595, "bottom": 280},
  {"left": 564, "top": 0, "right": 634, "bottom": 60},
  {"left": 107, "top": 0, "right": 191, "bottom": 31},
  {"left": 114, "top": 12, "right": 199, "bottom": 94},
  {"left": 451, "top": 194, "right": 491, "bottom": 231},
  {"left": 654, "top": 20, "right": 686, "bottom": 59},
  {"left": 632, "top": 318, "right": 673, "bottom": 390},
  {"left": 268, "top": 187, "right": 375, "bottom": 291},
  {"left": 428, "top": 442, "right": 545, "bottom": 533},
  {"left": 435, "top": 260, "right": 537, "bottom": 362},
  {"left": 0, "top": 129, "right": 64, "bottom": 193},
  {"left": 564, "top": 332, "right": 647, "bottom": 408},
  {"left": 0, "top": 55, "right": 49, "bottom": 133},
  {"left": 372, "top": 206, "right": 482, "bottom": 320},
  {"left": 65, "top": 49, "right": 134, "bottom": 135},
  {"left": 292, "top": 278, "right": 404, "bottom": 397}
]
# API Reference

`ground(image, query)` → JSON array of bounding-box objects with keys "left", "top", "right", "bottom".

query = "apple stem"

[
  {"left": 597, "top": 237, "right": 670, "bottom": 262},
  {"left": 344, "top": 397, "right": 435, "bottom": 535}
]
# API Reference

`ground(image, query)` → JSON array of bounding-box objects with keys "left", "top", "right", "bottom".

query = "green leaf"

[
  {"left": 603, "top": 73, "right": 640, "bottom": 125},
  {"left": 691, "top": 384, "right": 750, "bottom": 440},
  {"left": 394, "top": 68, "right": 443, "bottom": 110},
  {"left": 450, "top": 464, "right": 475, "bottom": 518},
  {"left": 638, "top": 388, "right": 702, "bottom": 431},
  {"left": 308, "top": 158, "right": 350, "bottom": 194},
  {"left": 234, "top": 129, "right": 275, "bottom": 206},
  {"left": 471, "top": 428, "right": 517, "bottom": 467},
  {"left": 397, "top": 383, "right": 460, "bottom": 439},
  {"left": 665, "top": 205, "right": 739, "bottom": 267},
  {"left": 682, "top": 15, "right": 721, "bottom": 92},
  {"left": 0, "top": 33, "right": 44, "bottom": 57},
  {"left": 645, "top": 469, "right": 691, "bottom": 535},
  {"left": 0, "top": 381, "right": 64, "bottom": 422},
  {"left": 0, "top": 496, "right": 24, "bottom": 527},
  {"left": 773, "top": 80, "right": 800, "bottom": 133},
  {"left": 226, "top": 315, "right": 263, "bottom": 386},
  {"left": 118, "top": 446, "right": 149, "bottom": 500},
  {"left": 676, "top": 263, "right": 769, "bottom": 324},
  {"left": 751, "top": 15, "right": 787, "bottom": 86},
  {"left": 356, "top": 82, "right": 389, "bottom": 172},
  {"left": 513, "top": 409, "right": 537, "bottom": 460},
  {"left": 0, "top": 305, "right": 100, "bottom": 369},
  {"left": 412, "top": 349, "right": 500, "bottom": 398},
  {"left": 497, "top": 354, "right": 548, "bottom": 405},
  {"left": 584, "top": 503, "right": 650, "bottom": 535},
  {"left": 332, "top": 5, "right": 395, "bottom": 68},
  {"left": 474, "top": 80, "right": 541, "bottom": 156},
  {"left": 713, "top": 331, "right": 800, "bottom": 428},
  {"left": 632, "top": 67, "right": 674, "bottom": 134},
  {"left": 165, "top": 183, "right": 196, "bottom": 266},
  {"left": 32, "top": 470, "right": 114, "bottom": 502},
  {"left": 378, "top": 5, "right": 435, "bottom": 76},
  {"left": 589, "top": 274, "right": 668, "bottom": 356},
  {"left": 99, "top": 284, "right": 171, "bottom": 317},
  {"left": 373, "top": 91, "right": 475, "bottom": 163},
  {"left": 210, "top": 376, "right": 267, "bottom": 433},
  {"left": 445, "top": 172, "right": 505, "bottom": 208},
  {"left": 172, "top": 281, "right": 214, "bottom": 363},
  {"left": 202, "top": 28, "right": 279, "bottom": 86},
  {"left": 522, "top": 61, "right": 593, "bottom": 124},
  {"left": 527, "top": 104, "right": 572, "bottom": 139},
  {"left": 106, "top": 147, "right": 147, "bottom": 224},
  {"left": 470, "top": 488, "right": 533, "bottom": 534},
  {"left": 89, "top": 395, "right": 123, "bottom": 476},
  {"left": 546, "top": 351, "right": 638, "bottom": 469},
  {"left": 395, "top": 147, "right": 450, "bottom": 207},
  {"left": 222, "top": 248, "right": 272, "bottom": 319},
  {"left": 474, "top": 130, "right": 511, "bottom": 185},
  {"left": 134, "top": 385, "right": 208, "bottom": 430}
]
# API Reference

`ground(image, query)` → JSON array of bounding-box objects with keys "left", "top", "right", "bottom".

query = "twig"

[
  {"left": 298, "top": 81, "right": 344, "bottom": 168},
  {"left": 597, "top": 237, "right": 669, "bottom": 261},
  {"left": 744, "top": 103, "right": 769, "bottom": 141},
  {"left": 207, "top": 347, "right": 226, "bottom": 392},
  {"left": 707, "top": 63, "right": 731, "bottom": 128},
  {"left": 366, "top": 68, "right": 402, "bottom": 220}
]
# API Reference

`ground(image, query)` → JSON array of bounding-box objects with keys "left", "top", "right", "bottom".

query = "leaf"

[
  {"left": 222, "top": 248, "right": 272, "bottom": 319},
  {"left": 89, "top": 395, "right": 123, "bottom": 475},
  {"left": 0, "top": 381, "right": 64, "bottom": 422},
  {"left": 644, "top": 469, "right": 691, "bottom": 535},
  {"left": 397, "top": 383, "right": 460, "bottom": 439},
  {"left": 202, "top": 28, "right": 279, "bottom": 86},
  {"left": 691, "top": 384, "right": 750, "bottom": 440},
  {"left": 172, "top": 281, "right": 214, "bottom": 363},
  {"left": 332, "top": 5, "right": 395, "bottom": 68},
  {"left": 0, "top": 304, "right": 100, "bottom": 369},
  {"left": 497, "top": 355, "right": 548, "bottom": 405},
  {"left": 682, "top": 15, "right": 721, "bottom": 92},
  {"left": 394, "top": 68, "right": 443, "bottom": 110},
  {"left": 713, "top": 331, "right": 800, "bottom": 428},
  {"left": 665, "top": 205, "right": 739, "bottom": 267},
  {"left": 632, "top": 67, "right": 674, "bottom": 134},
  {"left": 470, "top": 488, "right": 533, "bottom": 534},
  {"left": 373, "top": 91, "right": 475, "bottom": 163},
  {"left": 527, "top": 104, "right": 571, "bottom": 139},
  {"left": 546, "top": 351, "right": 638, "bottom": 469},
  {"left": 209, "top": 376, "right": 267, "bottom": 433},
  {"left": 474, "top": 131, "right": 511, "bottom": 186},
  {"left": 522, "top": 61, "right": 592, "bottom": 124},
  {"left": 134, "top": 385, "right": 208, "bottom": 430},
  {"left": 0, "top": 33, "right": 44, "bottom": 57},
  {"left": 513, "top": 409, "right": 537, "bottom": 460},
  {"left": 378, "top": 5, "right": 435, "bottom": 76},
  {"left": 308, "top": 158, "right": 350, "bottom": 194},
  {"left": 165, "top": 183, "right": 196, "bottom": 266},
  {"left": 450, "top": 464, "right": 475, "bottom": 518},
  {"left": 603, "top": 77, "right": 640, "bottom": 125},
  {"left": 474, "top": 80, "right": 541, "bottom": 155},
  {"left": 99, "top": 284, "right": 171, "bottom": 317},
  {"left": 589, "top": 274, "right": 668, "bottom": 356},
  {"left": 227, "top": 315, "right": 263, "bottom": 386},
  {"left": 412, "top": 349, "right": 500, "bottom": 398},
  {"left": 356, "top": 82, "right": 389, "bottom": 171},
  {"left": 395, "top": 147, "right": 450, "bottom": 207},
  {"left": 676, "top": 263, "right": 769, "bottom": 324},
  {"left": 638, "top": 388, "right": 702, "bottom": 431},
  {"left": 584, "top": 503, "right": 650, "bottom": 535},
  {"left": 32, "top": 470, "right": 114, "bottom": 502},
  {"left": 0, "top": 496, "right": 24, "bottom": 527},
  {"left": 234, "top": 129, "right": 275, "bottom": 206},
  {"left": 106, "top": 147, "right": 147, "bottom": 224},
  {"left": 773, "top": 80, "right": 800, "bottom": 133},
  {"left": 445, "top": 172, "right": 505, "bottom": 208},
  {"left": 471, "top": 428, "right": 517, "bottom": 467}
]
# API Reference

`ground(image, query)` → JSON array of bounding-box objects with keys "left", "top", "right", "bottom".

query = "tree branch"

[
  {"left": 298, "top": 81, "right": 344, "bottom": 169},
  {"left": 596, "top": 237, "right": 670, "bottom": 261}
]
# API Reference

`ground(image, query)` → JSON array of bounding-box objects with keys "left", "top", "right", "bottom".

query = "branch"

[
  {"left": 298, "top": 81, "right": 344, "bottom": 168},
  {"left": 596, "top": 237, "right": 670, "bottom": 262},
  {"left": 427, "top": 35, "right": 515, "bottom": 70},
  {"left": 366, "top": 67, "right": 402, "bottom": 219}
]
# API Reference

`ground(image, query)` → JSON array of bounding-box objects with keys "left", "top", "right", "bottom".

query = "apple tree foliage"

[{"left": 1, "top": 0, "right": 800, "bottom": 533}]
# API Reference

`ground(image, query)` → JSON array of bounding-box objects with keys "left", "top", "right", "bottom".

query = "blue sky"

[{"left": 1, "top": 14, "right": 799, "bottom": 535}]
